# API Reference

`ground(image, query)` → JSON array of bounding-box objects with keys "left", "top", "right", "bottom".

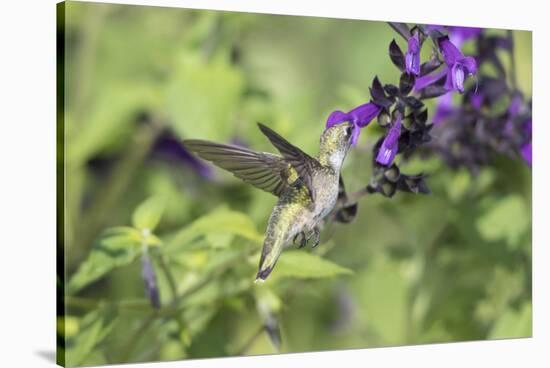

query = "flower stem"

[{"left": 388, "top": 22, "right": 410, "bottom": 42}]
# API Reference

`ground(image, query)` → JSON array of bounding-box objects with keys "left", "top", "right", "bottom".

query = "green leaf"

[
  {"left": 67, "top": 83, "right": 161, "bottom": 166},
  {"left": 68, "top": 228, "right": 142, "bottom": 293},
  {"left": 166, "top": 206, "right": 262, "bottom": 253},
  {"left": 65, "top": 308, "right": 116, "bottom": 367},
  {"left": 132, "top": 196, "right": 165, "bottom": 231},
  {"left": 269, "top": 250, "right": 353, "bottom": 280},
  {"left": 166, "top": 55, "right": 244, "bottom": 141},
  {"left": 351, "top": 255, "right": 408, "bottom": 344},
  {"left": 488, "top": 302, "right": 532, "bottom": 339},
  {"left": 476, "top": 195, "right": 530, "bottom": 249}
]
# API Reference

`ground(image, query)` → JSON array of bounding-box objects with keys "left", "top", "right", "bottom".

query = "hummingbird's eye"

[{"left": 345, "top": 126, "right": 353, "bottom": 137}]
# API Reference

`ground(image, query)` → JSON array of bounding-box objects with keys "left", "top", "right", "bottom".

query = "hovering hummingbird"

[{"left": 183, "top": 122, "right": 354, "bottom": 281}]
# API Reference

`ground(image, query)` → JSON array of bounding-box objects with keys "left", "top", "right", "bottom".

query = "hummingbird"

[{"left": 183, "top": 122, "right": 354, "bottom": 281}]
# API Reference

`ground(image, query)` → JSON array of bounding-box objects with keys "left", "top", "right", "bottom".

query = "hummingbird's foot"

[
  {"left": 311, "top": 227, "right": 321, "bottom": 248},
  {"left": 293, "top": 232, "right": 308, "bottom": 248}
]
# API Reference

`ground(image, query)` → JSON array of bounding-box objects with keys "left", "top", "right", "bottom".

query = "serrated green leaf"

[
  {"left": 476, "top": 195, "right": 529, "bottom": 249},
  {"left": 68, "top": 228, "right": 142, "bottom": 293},
  {"left": 132, "top": 196, "right": 165, "bottom": 231},
  {"left": 268, "top": 250, "right": 353, "bottom": 280},
  {"left": 166, "top": 206, "right": 262, "bottom": 253}
]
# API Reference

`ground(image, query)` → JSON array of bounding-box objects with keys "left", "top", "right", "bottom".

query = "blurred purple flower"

[
  {"left": 438, "top": 36, "right": 477, "bottom": 93},
  {"left": 405, "top": 33, "right": 421, "bottom": 76},
  {"left": 141, "top": 252, "right": 160, "bottom": 310},
  {"left": 152, "top": 132, "right": 213, "bottom": 178},
  {"left": 433, "top": 92, "right": 454, "bottom": 125},
  {"left": 448, "top": 26, "right": 482, "bottom": 47},
  {"left": 520, "top": 119, "right": 532, "bottom": 166},
  {"left": 470, "top": 92, "right": 484, "bottom": 110},
  {"left": 326, "top": 102, "right": 382, "bottom": 145},
  {"left": 427, "top": 25, "right": 482, "bottom": 48},
  {"left": 376, "top": 114, "right": 402, "bottom": 166},
  {"left": 520, "top": 141, "right": 532, "bottom": 166}
]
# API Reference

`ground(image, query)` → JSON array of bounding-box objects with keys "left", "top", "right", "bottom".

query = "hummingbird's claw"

[
  {"left": 311, "top": 227, "right": 321, "bottom": 248},
  {"left": 294, "top": 232, "right": 308, "bottom": 248}
]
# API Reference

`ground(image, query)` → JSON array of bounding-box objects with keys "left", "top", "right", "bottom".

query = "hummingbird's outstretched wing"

[
  {"left": 257, "top": 123, "right": 321, "bottom": 201},
  {"left": 182, "top": 139, "right": 296, "bottom": 196}
]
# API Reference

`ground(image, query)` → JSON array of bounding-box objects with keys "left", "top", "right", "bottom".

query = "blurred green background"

[{"left": 58, "top": 1, "right": 532, "bottom": 366}]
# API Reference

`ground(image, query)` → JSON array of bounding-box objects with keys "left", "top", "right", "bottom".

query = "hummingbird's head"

[{"left": 319, "top": 122, "right": 353, "bottom": 171}]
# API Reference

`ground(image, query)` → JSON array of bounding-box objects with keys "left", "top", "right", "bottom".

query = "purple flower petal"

[
  {"left": 405, "top": 34, "right": 421, "bottom": 76},
  {"left": 326, "top": 110, "right": 349, "bottom": 128},
  {"left": 438, "top": 37, "right": 463, "bottom": 66},
  {"left": 326, "top": 102, "right": 381, "bottom": 146},
  {"left": 376, "top": 116, "right": 402, "bottom": 166},
  {"left": 414, "top": 69, "right": 447, "bottom": 91},
  {"left": 451, "top": 63, "right": 465, "bottom": 92},
  {"left": 350, "top": 124, "right": 361, "bottom": 146},
  {"left": 459, "top": 56, "right": 477, "bottom": 75},
  {"left": 349, "top": 102, "right": 382, "bottom": 127}
]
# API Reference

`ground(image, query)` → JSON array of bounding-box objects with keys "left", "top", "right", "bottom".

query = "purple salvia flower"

[
  {"left": 405, "top": 33, "right": 421, "bottom": 76},
  {"left": 414, "top": 69, "right": 447, "bottom": 91},
  {"left": 326, "top": 102, "right": 382, "bottom": 145},
  {"left": 438, "top": 36, "right": 477, "bottom": 93},
  {"left": 376, "top": 115, "right": 402, "bottom": 166},
  {"left": 141, "top": 252, "right": 160, "bottom": 310}
]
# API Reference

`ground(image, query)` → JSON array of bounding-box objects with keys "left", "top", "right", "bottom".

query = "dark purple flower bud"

[
  {"left": 141, "top": 252, "right": 160, "bottom": 310},
  {"left": 405, "top": 33, "right": 421, "bottom": 76},
  {"left": 438, "top": 36, "right": 477, "bottom": 93},
  {"left": 326, "top": 102, "right": 382, "bottom": 145},
  {"left": 376, "top": 114, "right": 402, "bottom": 166}
]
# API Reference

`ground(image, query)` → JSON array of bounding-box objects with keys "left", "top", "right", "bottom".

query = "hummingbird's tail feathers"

[
  {"left": 255, "top": 266, "right": 274, "bottom": 282},
  {"left": 256, "top": 233, "right": 285, "bottom": 282}
]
